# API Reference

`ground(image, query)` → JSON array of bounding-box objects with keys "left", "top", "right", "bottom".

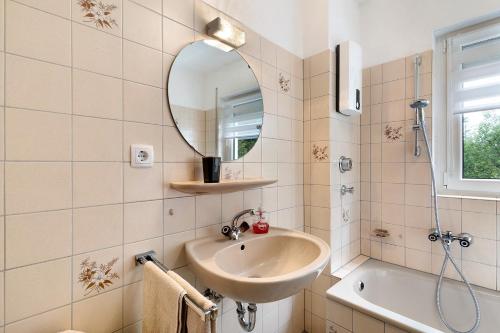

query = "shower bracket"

[{"left": 412, "top": 123, "right": 421, "bottom": 157}]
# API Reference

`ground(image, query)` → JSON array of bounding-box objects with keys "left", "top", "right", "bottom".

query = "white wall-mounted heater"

[{"left": 335, "top": 41, "right": 362, "bottom": 116}]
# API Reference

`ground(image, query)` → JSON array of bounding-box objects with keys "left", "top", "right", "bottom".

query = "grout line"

[
  {"left": 120, "top": 0, "right": 125, "bottom": 328},
  {"left": 69, "top": 0, "right": 75, "bottom": 326},
  {"left": 4, "top": 50, "right": 165, "bottom": 90},
  {"left": 3, "top": 0, "right": 6, "bottom": 327},
  {"left": 4, "top": 303, "right": 71, "bottom": 327},
  {"left": 4, "top": 105, "right": 165, "bottom": 126},
  {"left": 161, "top": 0, "right": 166, "bottom": 270}
]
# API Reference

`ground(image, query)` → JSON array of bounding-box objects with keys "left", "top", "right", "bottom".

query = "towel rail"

[{"left": 135, "top": 250, "right": 218, "bottom": 321}]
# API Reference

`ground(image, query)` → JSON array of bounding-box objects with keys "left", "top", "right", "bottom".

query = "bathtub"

[{"left": 326, "top": 259, "right": 500, "bottom": 333}]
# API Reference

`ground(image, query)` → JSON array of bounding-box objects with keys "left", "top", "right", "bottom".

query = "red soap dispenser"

[{"left": 252, "top": 207, "right": 269, "bottom": 234}]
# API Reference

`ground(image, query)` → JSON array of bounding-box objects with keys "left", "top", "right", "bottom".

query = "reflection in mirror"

[{"left": 167, "top": 40, "right": 263, "bottom": 162}]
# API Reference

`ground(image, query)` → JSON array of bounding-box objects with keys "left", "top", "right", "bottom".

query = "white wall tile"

[
  {"left": 124, "top": 163, "right": 163, "bottom": 202},
  {"left": 163, "top": 230, "right": 195, "bottom": 268},
  {"left": 123, "top": 40, "right": 162, "bottom": 87},
  {"left": 74, "top": 205, "right": 123, "bottom": 254},
  {"left": 4, "top": 305, "right": 71, "bottom": 333},
  {"left": 462, "top": 211, "right": 496, "bottom": 240},
  {"left": 73, "top": 23, "right": 122, "bottom": 77},
  {"left": 6, "top": 1, "right": 71, "bottom": 65},
  {"left": 73, "top": 69, "right": 123, "bottom": 120},
  {"left": 73, "top": 288, "right": 123, "bottom": 333},
  {"left": 164, "top": 0, "right": 194, "bottom": 27},
  {"left": 6, "top": 108, "right": 71, "bottom": 161},
  {"left": 123, "top": 281, "right": 143, "bottom": 326},
  {"left": 6, "top": 55, "right": 71, "bottom": 113},
  {"left": 125, "top": 200, "right": 163, "bottom": 243},
  {"left": 5, "top": 162, "right": 72, "bottom": 214},
  {"left": 0, "top": 2, "right": 3, "bottom": 52},
  {"left": 5, "top": 258, "right": 71, "bottom": 323},
  {"left": 124, "top": 81, "right": 162, "bottom": 124},
  {"left": 462, "top": 199, "right": 496, "bottom": 214},
  {"left": 14, "top": 0, "right": 70, "bottom": 17},
  {"left": 73, "top": 116, "right": 123, "bottom": 161},
  {"left": 0, "top": 54, "right": 4, "bottom": 106},
  {"left": 124, "top": 0, "right": 162, "bottom": 50},
  {"left": 163, "top": 17, "right": 194, "bottom": 55},
  {"left": 195, "top": 194, "right": 222, "bottom": 228},
  {"left": 73, "top": 162, "right": 123, "bottom": 207},
  {"left": 6, "top": 211, "right": 71, "bottom": 268},
  {"left": 164, "top": 196, "right": 195, "bottom": 234}
]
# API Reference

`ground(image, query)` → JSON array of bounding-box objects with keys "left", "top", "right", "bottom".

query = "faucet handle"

[
  {"left": 221, "top": 225, "right": 232, "bottom": 237},
  {"left": 457, "top": 233, "right": 473, "bottom": 247},
  {"left": 239, "top": 221, "right": 250, "bottom": 233},
  {"left": 428, "top": 228, "right": 440, "bottom": 241}
]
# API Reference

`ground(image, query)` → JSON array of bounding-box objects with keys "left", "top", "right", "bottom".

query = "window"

[{"left": 435, "top": 19, "right": 500, "bottom": 195}]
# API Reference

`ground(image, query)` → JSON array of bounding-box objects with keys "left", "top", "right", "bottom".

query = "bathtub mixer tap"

[{"left": 428, "top": 228, "right": 473, "bottom": 247}]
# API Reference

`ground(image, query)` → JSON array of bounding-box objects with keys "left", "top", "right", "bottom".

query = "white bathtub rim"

[{"left": 326, "top": 259, "right": 443, "bottom": 333}]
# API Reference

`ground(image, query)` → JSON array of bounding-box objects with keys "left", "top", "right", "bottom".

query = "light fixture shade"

[{"left": 206, "top": 17, "right": 246, "bottom": 49}]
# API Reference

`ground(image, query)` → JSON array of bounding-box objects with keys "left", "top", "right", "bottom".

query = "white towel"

[
  {"left": 167, "top": 271, "right": 217, "bottom": 333},
  {"left": 143, "top": 262, "right": 186, "bottom": 333}
]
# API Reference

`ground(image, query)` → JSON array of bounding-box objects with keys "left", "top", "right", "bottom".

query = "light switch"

[{"left": 131, "top": 144, "right": 154, "bottom": 168}]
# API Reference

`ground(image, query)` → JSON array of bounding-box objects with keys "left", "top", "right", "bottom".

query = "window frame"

[{"left": 434, "top": 18, "right": 500, "bottom": 197}]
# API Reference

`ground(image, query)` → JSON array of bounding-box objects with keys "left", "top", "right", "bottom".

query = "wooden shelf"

[{"left": 170, "top": 178, "right": 277, "bottom": 194}]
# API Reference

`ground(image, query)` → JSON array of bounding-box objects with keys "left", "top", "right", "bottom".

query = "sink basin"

[{"left": 185, "top": 227, "right": 330, "bottom": 303}]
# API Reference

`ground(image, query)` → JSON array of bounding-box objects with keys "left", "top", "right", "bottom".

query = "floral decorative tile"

[
  {"left": 78, "top": 257, "right": 120, "bottom": 295},
  {"left": 384, "top": 124, "right": 403, "bottom": 141},
  {"left": 77, "top": 0, "right": 118, "bottom": 29},
  {"left": 312, "top": 143, "right": 328, "bottom": 162},
  {"left": 278, "top": 72, "right": 291, "bottom": 93}
]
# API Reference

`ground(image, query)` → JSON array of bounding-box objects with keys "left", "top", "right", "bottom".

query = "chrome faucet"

[
  {"left": 428, "top": 228, "right": 473, "bottom": 247},
  {"left": 221, "top": 209, "right": 255, "bottom": 240}
]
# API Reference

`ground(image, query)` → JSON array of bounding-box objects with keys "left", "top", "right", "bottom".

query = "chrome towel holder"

[{"left": 135, "top": 250, "right": 218, "bottom": 321}]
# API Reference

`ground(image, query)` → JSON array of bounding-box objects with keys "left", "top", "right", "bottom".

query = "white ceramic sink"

[{"left": 185, "top": 227, "right": 330, "bottom": 303}]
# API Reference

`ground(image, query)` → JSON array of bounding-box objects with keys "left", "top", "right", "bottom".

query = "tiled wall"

[
  {"left": 360, "top": 51, "right": 500, "bottom": 291},
  {"left": 0, "top": 0, "right": 306, "bottom": 332},
  {"left": 303, "top": 49, "right": 361, "bottom": 333}
]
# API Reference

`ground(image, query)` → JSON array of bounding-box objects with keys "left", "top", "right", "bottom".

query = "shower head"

[{"left": 410, "top": 99, "right": 429, "bottom": 109}]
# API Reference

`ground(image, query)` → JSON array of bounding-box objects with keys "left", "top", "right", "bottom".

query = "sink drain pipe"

[{"left": 236, "top": 302, "right": 257, "bottom": 332}]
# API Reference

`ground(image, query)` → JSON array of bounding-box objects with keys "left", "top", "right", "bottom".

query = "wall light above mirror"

[
  {"left": 207, "top": 17, "right": 246, "bottom": 50},
  {"left": 167, "top": 40, "right": 264, "bottom": 162}
]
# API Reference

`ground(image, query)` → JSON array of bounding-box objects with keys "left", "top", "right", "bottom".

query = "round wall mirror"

[{"left": 167, "top": 40, "right": 264, "bottom": 162}]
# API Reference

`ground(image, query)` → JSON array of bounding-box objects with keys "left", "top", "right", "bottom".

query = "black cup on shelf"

[{"left": 202, "top": 156, "right": 221, "bottom": 183}]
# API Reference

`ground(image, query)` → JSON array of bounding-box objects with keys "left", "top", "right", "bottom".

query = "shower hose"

[{"left": 420, "top": 119, "right": 481, "bottom": 333}]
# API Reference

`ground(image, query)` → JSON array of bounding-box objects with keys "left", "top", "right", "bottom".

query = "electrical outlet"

[{"left": 131, "top": 144, "right": 154, "bottom": 168}]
